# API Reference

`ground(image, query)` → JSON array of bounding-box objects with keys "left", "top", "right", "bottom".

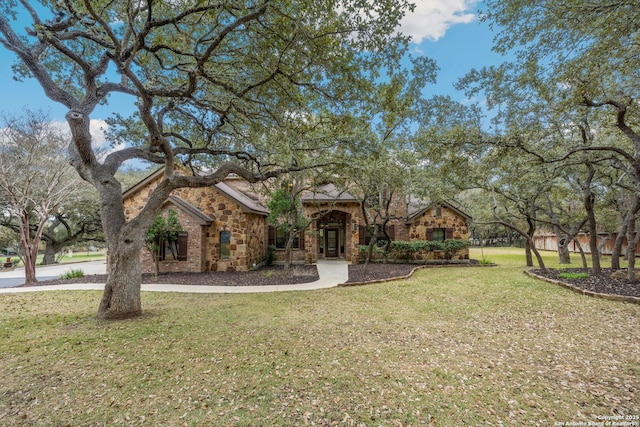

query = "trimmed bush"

[{"left": 359, "top": 239, "right": 470, "bottom": 262}]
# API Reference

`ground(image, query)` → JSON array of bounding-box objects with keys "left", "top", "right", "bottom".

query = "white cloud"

[
  {"left": 398, "top": 0, "right": 479, "bottom": 43},
  {"left": 89, "top": 119, "right": 109, "bottom": 148},
  {"left": 51, "top": 119, "right": 124, "bottom": 157}
]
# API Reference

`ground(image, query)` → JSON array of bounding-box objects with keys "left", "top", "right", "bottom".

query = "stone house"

[{"left": 123, "top": 169, "right": 471, "bottom": 273}]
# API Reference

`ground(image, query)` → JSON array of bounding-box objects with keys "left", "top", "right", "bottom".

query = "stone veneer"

[
  {"left": 172, "top": 187, "right": 267, "bottom": 272},
  {"left": 124, "top": 173, "right": 268, "bottom": 273},
  {"left": 408, "top": 206, "right": 469, "bottom": 260},
  {"left": 124, "top": 171, "right": 471, "bottom": 271},
  {"left": 138, "top": 204, "right": 207, "bottom": 274}
]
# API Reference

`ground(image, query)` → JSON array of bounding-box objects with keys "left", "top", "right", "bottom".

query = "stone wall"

[
  {"left": 173, "top": 187, "right": 267, "bottom": 272},
  {"left": 139, "top": 204, "right": 207, "bottom": 274},
  {"left": 407, "top": 206, "right": 469, "bottom": 260},
  {"left": 301, "top": 203, "right": 361, "bottom": 264},
  {"left": 123, "top": 172, "right": 268, "bottom": 273}
]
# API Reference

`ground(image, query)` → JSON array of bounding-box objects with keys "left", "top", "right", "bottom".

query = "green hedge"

[{"left": 359, "top": 239, "right": 469, "bottom": 261}]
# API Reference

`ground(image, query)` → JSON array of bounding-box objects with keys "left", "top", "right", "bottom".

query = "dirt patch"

[{"left": 530, "top": 268, "right": 640, "bottom": 299}]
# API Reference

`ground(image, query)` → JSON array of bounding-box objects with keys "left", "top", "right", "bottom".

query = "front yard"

[{"left": 0, "top": 247, "right": 638, "bottom": 426}]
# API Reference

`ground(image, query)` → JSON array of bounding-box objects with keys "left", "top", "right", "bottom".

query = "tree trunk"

[
  {"left": 18, "top": 212, "right": 46, "bottom": 285},
  {"left": 98, "top": 239, "right": 143, "bottom": 319},
  {"left": 42, "top": 241, "right": 57, "bottom": 265},
  {"left": 284, "top": 231, "right": 295, "bottom": 271},
  {"left": 625, "top": 206, "right": 640, "bottom": 281},
  {"left": 524, "top": 239, "right": 534, "bottom": 267},
  {"left": 583, "top": 163, "right": 602, "bottom": 276},
  {"left": 573, "top": 238, "right": 588, "bottom": 269},
  {"left": 611, "top": 226, "right": 626, "bottom": 270},
  {"left": 530, "top": 241, "right": 547, "bottom": 272},
  {"left": 546, "top": 197, "right": 571, "bottom": 264},
  {"left": 22, "top": 248, "right": 38, "bottom": 285},
  {"left": 556, "top": 232, "right": 571, "bottom": 264}
]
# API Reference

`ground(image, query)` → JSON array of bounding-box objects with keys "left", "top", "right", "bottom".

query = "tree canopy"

[{"left": 0, "top": 0, "right": 422, "bottom": 318}]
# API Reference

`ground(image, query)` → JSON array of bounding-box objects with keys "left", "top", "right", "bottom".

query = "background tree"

[
  {"left": 467, "top": 0, "right": 640, "bottom": 278},
  {"left": 0, "top": 109, "right": 78, "bottom": 284},
  {"left": 40, "top": 188, "right": 103, "bottom": 264},
  {"left": 0, "top": 181, "right": 103, "bottom": 265},
  {"left": 0, "top": 0, "right": 416, "bottom": 318}
]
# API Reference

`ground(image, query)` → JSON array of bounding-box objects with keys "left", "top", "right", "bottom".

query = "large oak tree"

[{"left": 0, "top": 0, "right": 415, "bottom": 318}]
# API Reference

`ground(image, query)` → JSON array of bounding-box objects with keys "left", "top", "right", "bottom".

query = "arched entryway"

[{"left": 316, "top": 210, "right": 350, "bottom": 260}]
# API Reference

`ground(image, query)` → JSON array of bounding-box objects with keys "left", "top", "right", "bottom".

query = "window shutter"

[
  {"left": 177, "top": 232, "right": 188, "bottom": 261},
  {"left": 299, "top": 230, "right": 305, "bottom": 250},
  {"left": 359, "top": 226, "right": 366, "bottom": 245},
  {"left": 426, "top": 228, "right": 434, "bottom": 241},
  {"left": 268, "top": 226, "right": 276, "bottom": 246},
  {"left": 445, "top": 228, "right": 454, "bottom": 239},
  {"left": 387, "top": 225, "right": 395, "bottom": 240}
]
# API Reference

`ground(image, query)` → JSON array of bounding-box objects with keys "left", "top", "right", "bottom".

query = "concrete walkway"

[{"left": 0, "top": 259, "right": 349, "bottom": 294}]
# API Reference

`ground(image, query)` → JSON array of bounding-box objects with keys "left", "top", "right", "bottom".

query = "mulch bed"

[
  {"left": 344, "top": 263, "right": 418, "bottom": 284},
  {"left": 18, "top": 265, "right": 320, "bottom": 288},
  {"left": 17, "top": 263, "right": 419, "bottom": 288},
  {"left": 529, "top": 268, "right": 640, "bottom": 299}
]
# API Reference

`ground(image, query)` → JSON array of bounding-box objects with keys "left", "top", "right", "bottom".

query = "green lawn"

[
  {"left": 1, "top": 248, "right": 638, "bottom": 426},
  {"left": 2, "top": 252, "right": 106, "bottom": 268}
]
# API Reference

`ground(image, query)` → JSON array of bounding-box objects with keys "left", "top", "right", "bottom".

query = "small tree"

[
  {"left": 267, "top": 183, "right": 309, "bottom": 271},
  {"left": 145, "top": 210, "right": 182, "bottom": 276},
  {"left": 0, "top": 110, "right": 77, "bottom": 284}
]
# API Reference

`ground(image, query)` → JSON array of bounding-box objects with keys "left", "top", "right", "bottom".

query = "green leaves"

[
  {"left": 146, "top": 209, "right": 183, "bottom": 252},
  {"left": 359, "top": 239, "right": 470, "bottom": 261}
]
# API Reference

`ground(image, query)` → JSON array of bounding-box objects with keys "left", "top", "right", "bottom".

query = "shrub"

[
  {"left": 265, "top": 245, "right": 276, "bottom": 266},
  {"left": 59, "top": 269, "right": 84, "bottom": 279},
  {"left": 361, "top": 239, "right": 470, "bottom": 262}
]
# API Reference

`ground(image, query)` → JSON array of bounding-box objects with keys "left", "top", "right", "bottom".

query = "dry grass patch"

[{"left": 1, "top": 248, "right": 639, "bottom": 426}]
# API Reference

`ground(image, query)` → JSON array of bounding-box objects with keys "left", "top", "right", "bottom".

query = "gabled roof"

[
  {"left": 301, "top": 183, "right": 358, "bottom": 203},
  {"left": 406, "top": 200, "right": 472, "bottom": 224},
  {"left": 214, "top": 181, "right": 269, "bottom": 216},
  {"left": 122, "top": 168, "right": 164, "bottom": 199},
  {"left": 164, "top": 196, "right": 214, "bottom": 226},
  {"left": 122, "top": 168, "right": 268, "bottom": 216}
]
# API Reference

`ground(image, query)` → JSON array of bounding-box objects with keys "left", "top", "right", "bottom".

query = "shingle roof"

[
  {"left": 214, "top": 182, "right": 269, "bottom": 216},
  {"left": 164, "top": 196, "right": 214, "bottom": 225},
  {"left": 406, "top": 200, "right": 472, "bottom": 224},
  {"left": 122, "top": 168, "right": 269, "bottom": 216},
  {"left": 301, "top": 183, "right": 358, "bottom": 203}
]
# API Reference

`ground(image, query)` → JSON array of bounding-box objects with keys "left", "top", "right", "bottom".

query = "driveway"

[{"left": 0, "top": 260, "right": 107, "bottom": 288}]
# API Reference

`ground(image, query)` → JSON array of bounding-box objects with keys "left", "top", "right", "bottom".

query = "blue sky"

[{"left": 0, "top": 1, "right": 505, "bottom": 126}]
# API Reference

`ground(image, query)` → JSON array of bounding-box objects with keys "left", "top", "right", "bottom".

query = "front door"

[{"left": 326, "top": 228, "right": 339, "bottom": 257}]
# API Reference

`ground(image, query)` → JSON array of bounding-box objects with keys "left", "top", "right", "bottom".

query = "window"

[
  {"left": 426, "top": 228, "right": 453, "bottom": 242},
  {"left": 359, "top": 225, "right": 395, "bottom": 246},
  {"left": 220, "top": 230, "right": 231, "bottom": 258},
  {"left": 161, "top": 232, "right": 188, "bottom": 261},
  {"left": 276, "top": 227, "right": 300, "bottom": 249},
  {"left": 268, "top": 225, "right": 303, "bottom": 249},
  {"left": 432, "top": 228, "right": 446, "bottom": 242}
]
